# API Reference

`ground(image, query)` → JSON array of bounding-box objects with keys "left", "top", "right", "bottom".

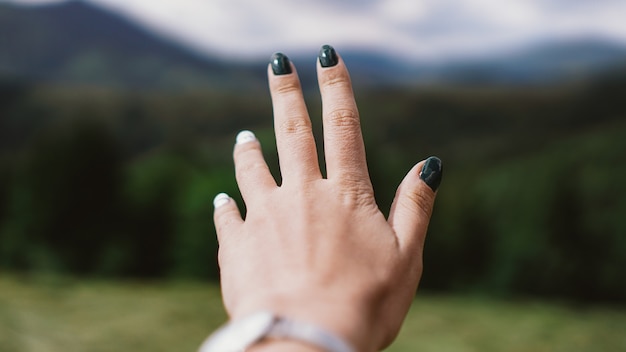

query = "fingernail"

[
  {"left": 270, "top": 52, "right": 292, "bottom": 75},
  {"left": 236, "top": 130, "right": 256, "bottom": 145},
  {"left": 419, "top": 156, "right": 443, "bottom": 191},
  {"left": 213, "top": 193, "right": 231, "bottom": 208},
  {"left": 319, "top": 44, "right": 338, "bottom": 68}
]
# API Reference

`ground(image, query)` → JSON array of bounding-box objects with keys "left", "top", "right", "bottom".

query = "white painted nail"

[
  {"left": 236, "top": 130, "right": 256, "bottom": 145},
  {"left": 213, "top": 193, "right": 231, "bottom": 208}
]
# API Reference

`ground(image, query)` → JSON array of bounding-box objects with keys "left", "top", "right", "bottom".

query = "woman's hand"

[{"left": 212, "top": 45, "right": 442, "bottom": 352}]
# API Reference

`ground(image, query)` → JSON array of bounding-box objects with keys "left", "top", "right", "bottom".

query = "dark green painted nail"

[
  {"left": 319, "top": 44, "right": 338, "bottom": 68},
  {"left": 270, "top": 52, "right": 292, "bottom": 75},
  {"left": 420, "top": 156, "right": 443, "bottom": 191}
]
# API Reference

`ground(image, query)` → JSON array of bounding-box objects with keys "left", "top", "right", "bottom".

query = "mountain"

[
  {"left": 408, "top": 38, "right": 626, "bottom": 85},
  {"left": 295, "top": 40, "right": 626, "bottom": 88},
  {"left": 0, "top": 0, "right": 265, "bottom": 90},
  {"left": 1, "top": 0, "right": 626, "bottom": 90}
]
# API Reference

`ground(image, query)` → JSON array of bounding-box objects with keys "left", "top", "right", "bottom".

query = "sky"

[{"left": 6, "top": 0, "right": 626, "bottom": 62}]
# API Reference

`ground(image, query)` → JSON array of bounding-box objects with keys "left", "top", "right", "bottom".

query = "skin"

[{"left": 213, "top": 51, "right": 438, "bottom": 352}]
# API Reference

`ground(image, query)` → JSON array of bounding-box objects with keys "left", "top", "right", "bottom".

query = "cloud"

[{"left": 5, "top": 0, "right": 626, "bottom": 61}]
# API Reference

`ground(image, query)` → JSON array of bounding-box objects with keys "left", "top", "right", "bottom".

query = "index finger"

[{"left": 316, "top": 45, "right": 370, "bottom": 185}]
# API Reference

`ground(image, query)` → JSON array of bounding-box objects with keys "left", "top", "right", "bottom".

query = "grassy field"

[{"left": 0, "top": 275, "right": 624, "bottom": 352}]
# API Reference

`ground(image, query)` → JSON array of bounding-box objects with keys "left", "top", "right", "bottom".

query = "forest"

[{"left": 1, "top": 65, "right": 625, "bottom": 304}]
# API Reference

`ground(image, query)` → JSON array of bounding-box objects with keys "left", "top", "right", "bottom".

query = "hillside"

[{"left": 0, "top": 1, "right": 264, "bottom": 90}]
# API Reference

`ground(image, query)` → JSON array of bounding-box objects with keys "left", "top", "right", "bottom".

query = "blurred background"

[{"left": 1, "top": 0, "right": 625, "bottom": 351}]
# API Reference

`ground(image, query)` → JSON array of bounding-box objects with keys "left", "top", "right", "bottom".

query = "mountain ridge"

[
  {"left": 2, "top": 0, "right": 626, "bottom": 90},
  {"left": 0, "top": 0, "right": 265, "bottom": 90}
]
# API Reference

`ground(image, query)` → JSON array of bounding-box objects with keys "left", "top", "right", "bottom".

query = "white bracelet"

[{"left": 198, "top": 311, "right": 355, "bottom": 352}]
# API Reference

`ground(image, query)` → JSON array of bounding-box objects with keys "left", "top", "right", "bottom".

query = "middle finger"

[{"left": 317, "top": 45, "right": 369, "bottom": 183}]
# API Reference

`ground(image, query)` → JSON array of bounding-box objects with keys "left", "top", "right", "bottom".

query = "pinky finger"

[{"left": 213, "top": 193, "right": 243, "bottom": 242}]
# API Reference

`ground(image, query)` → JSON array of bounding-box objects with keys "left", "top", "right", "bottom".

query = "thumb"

[{"left": 388, "top": 156, "right": 443, "bottom": 253}]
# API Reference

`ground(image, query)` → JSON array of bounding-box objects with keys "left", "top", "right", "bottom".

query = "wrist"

[
  {"left": 199, "top": 309, "right": 362, "bottom": 352},
  {"left": 232, "top": 290, "right": 381, "bottom": 352}
]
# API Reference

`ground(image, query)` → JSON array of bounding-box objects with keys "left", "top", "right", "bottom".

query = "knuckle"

[
  {"left": 402, "top": 187, "right": 434, "bottom": 219},
  {"left": 214, "top": 210, "right": 238, "bottom": 235},
  {"left": 235, "top": 145, "right": 260, "bottom": 164},
  {"left": 327, "top": 108, "right": 360, "bottom": 129},
  {"left": 322, "top": 70, "right": 352, "bottom": 90},
  {"left": 236, "top": 159, "right": 266, "bottom": 175},
  {"left": 337, "top": 174, "right": 375, "bottom": 207},
  {"left": 278, "top": 115, "right": 312, "bottom": 135},
  {"left": 235, "top": 148, "right": 268, "bottom": 175},
  {"left": 273, "top": 79, "right": 302, "bottom": 96},
  {"left": 238, "top": 161, "right": 264, "bottom": 175}
]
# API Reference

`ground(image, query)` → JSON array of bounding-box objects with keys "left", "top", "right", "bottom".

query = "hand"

[{"left": 212, "top": 45, "right": 442, "bottom": 352}]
